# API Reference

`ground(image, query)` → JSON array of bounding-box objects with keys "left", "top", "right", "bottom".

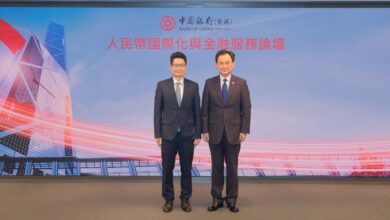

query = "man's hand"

[
  {"left": 203, "top": 133, "right": 209, "bottom": 143},
  {"left": 193, "top": 139, "right": 201, "bottom": 147},
  {"left": 156, "top": 138, "right": 162, "bottom": 148},
  {"left": 239, "top": 133, "right": 246, "bottom": 143}
]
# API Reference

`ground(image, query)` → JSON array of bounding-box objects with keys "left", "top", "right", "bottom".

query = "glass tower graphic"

[
  {"left": 0, "top": 22, "right": 73, "bottom": 158},
  {"left": 45, "top": 21, "right": 67, "bottom": 72}
]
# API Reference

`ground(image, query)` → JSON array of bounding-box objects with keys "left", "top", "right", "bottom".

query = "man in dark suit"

[
  {"left": 202, "top": 49, "right": 251, "bottom": 212},
  {"left": 154, "top": 51, "right": 201, "bottom": 213}
]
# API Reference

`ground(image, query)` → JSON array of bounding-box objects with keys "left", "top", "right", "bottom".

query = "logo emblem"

[{"left": 160, "top": 16, "right": 176, "bottom": 31}]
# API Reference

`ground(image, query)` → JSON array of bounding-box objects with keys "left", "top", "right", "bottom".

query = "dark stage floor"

[{"left": 1, "top": 177, "right": 389, "bottom": 220}]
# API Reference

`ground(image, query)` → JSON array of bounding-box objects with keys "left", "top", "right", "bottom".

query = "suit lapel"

[
  {"left": 181, "top": 79, "right": 189, "bottom": 108},
  {"left": 213, "top": 76, "right": 224, "bottom": 105}
]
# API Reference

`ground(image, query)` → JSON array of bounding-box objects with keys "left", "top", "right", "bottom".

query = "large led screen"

[{"left": 1, "top": 7, "right": 389, "bottom": 176}]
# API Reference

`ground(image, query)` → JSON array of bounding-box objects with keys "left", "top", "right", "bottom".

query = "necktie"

[
  {"left": 222, "top": 79, "right": 228, "bottom": 104},
  {"left": 175, "top": 82, "right": 182, "bottom": 106}
]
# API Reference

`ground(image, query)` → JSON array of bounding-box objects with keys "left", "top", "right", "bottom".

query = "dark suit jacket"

[
  {"left": 154, "top": 77, "right": 201, "bottom": 141},
  {"left": 202, "top": 75, "right": 251, "bottom": 145}
]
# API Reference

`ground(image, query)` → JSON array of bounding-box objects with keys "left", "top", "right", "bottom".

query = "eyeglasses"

[
  {"left": 217, "top": 61, "right": 232, "bottom": 66},
  {"left": 172, "top": 63, "right": 186, "bottom": 68}
]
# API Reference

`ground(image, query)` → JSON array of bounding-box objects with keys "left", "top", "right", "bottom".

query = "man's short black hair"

[
  {"left": 215, "top": 49, "right": 235, "bottom": 63},
  {"left": 170, "top": 51, "right": 187, "bottom": 65}
]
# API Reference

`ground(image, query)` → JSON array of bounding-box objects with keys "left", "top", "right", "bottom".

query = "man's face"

[
  {"left": 216, "top": 53, "right": 235, "bottom": 77},
  {"left": 170, "top": 58, "right": 187, "bottom": 79}
]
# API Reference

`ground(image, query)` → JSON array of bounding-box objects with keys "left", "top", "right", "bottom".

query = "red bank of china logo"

[{"left": 160, "top": 16, "right": 176, "bottom": 31}]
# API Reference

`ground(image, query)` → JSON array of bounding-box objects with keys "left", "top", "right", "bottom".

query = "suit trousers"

[
  {"left": 209, "top": 130, "right": 241, "bottom": 203},
  {"left": 161, "top": 132, "right": 194, "bottom": 200}
]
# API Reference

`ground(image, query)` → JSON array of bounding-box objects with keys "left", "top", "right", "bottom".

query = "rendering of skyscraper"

[
  {"left": 0, "top": 20, "right": 73, "bottom": 159},
  {"left": 45, "top": 21, "right": 67, "bottom": 71}
]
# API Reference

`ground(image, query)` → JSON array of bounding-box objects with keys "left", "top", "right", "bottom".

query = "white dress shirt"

[{"left": 220, "top": 74, "right": 231, "bottom": 90}]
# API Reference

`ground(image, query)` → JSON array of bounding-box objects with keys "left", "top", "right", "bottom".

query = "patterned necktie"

[
  {"left": 175, "top": 82, "right": 182, "bottom": 106},
  {"left": 222, "top": 79, "right": 228, "bottom": 104}
]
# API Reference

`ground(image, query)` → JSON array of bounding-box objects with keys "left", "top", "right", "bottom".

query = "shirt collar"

[
  {"left": 220, "top": 74, "right": 231, "bottom": 82},
  {"left": 173, "top": 78, "right": 184, "bottom": 84}
]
